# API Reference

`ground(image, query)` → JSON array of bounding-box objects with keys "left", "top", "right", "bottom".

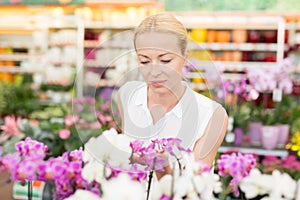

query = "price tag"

[
  {"left": 272, "top": 88, "right": 282, "bottom": 102},
  {"left": 225, "top": 132, "right": 235, "bottom": 143},
  {"left": 251, "top": 43, "right": 257, "bottom": 51},
  {"left": 210, "top": 43, "right": 221, "bottom": 50},
  {"left": 224, "top": 43, "right": 233, "bottom": 50},
  {"left": 256, "top": 44, "right": 266, "bottom": 51},
  {"left": 13, "top": 181, "right": 45, "bottom": 200}
]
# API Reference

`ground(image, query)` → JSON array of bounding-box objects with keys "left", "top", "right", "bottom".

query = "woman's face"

[{"left": 135, "top": 32, "right": 187, "bottom": 94}]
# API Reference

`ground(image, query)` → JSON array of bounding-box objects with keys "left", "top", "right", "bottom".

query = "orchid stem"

[
  {"left": 175, "top": 156, "right": 182, "bottom": 176},
  {"left": 28, "top": 180, "right": 32, "bottom": 200},
  {"left": 146, "top": 158, "right": 156, "bottom": 200},
  {"left": 146, "top": 170, "right": 154, "bottom": 200}
]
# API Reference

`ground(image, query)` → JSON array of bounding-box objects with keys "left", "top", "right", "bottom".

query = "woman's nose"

[{"left": 150, "top": 64, "right": 163, "bottom": 77}]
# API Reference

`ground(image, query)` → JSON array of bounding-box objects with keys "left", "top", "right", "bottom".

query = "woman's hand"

[
  {"left": 130, "top": 153, "right": 148, "bottom": 165},
  {"left": 130, "top": 151, "right": 172, "bottom": 180},
  {"left": 130, "top": 151, "right": 170, "bottom": 165}
]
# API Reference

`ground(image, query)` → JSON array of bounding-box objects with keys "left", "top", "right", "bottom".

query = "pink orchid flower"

[{"left": 0, "top": 116, "right": 23, "bottom": 138}]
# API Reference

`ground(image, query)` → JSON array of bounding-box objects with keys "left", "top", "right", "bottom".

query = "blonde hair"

[{"left": 134, "top": 13, "right": 188, "bottom": 55}]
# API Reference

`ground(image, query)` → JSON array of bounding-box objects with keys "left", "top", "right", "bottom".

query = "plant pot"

[
  {"left": 261, "top": 125, "right": 279, "bottom": 150},
  {"left": 207, "top": 30, "right": 217, "bottom": 43},
  {"left": 248, "top": 122, "right": 262, "bottom": 146},
  {"left": 234, "top": 128, "right": 244, "bottom": 146},
  {"left": 216, "top": 31, "right": 231, "bottom": 43},
  {"left": 276, "top": 124, "right": 290, "bottom": 148},
  {"left": 0, "top": 171, "right": 13, "bottom": 200},
  {"left": 248, "top": 30, "right": 261, "bottom": 43},
  {"left": 232, "top": 29, "right": 247, "bottom": 43}
]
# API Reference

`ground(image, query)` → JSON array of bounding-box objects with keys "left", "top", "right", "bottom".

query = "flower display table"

[{"left": 219, "top": 145, "right": 288, "bottom": 158}]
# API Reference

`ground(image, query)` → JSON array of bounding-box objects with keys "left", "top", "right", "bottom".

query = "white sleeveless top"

[{"left": 119, "top": 81, "right": 221, "bottom": 151}]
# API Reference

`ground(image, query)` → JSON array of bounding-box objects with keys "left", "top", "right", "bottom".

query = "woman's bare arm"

[{"left": 193, "top": 106, "right": 228, "bottom": 168}]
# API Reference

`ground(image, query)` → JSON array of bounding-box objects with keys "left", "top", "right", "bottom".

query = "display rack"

[
  {"left": 81, "top": 1, "right": 162, "bottom": 95},
  {"left": 287, "top": 20, "right": 300, "bottom": 69},
  {"left": 0, "top": 15, "right": 85, "bottom": 101},
  {"left": 0, "top": 16, "right": 47, "bottom": 77},
  {"left": 175, "top": 14, "right": 287, "bottom": 74},
  {"left": 80, "top": 14, "right": 288, "bottom": 94},
  {"left": 45, "top": 15, "right": 85, "bottom": 99},
  {"left": 218, "top": 146, "right": 288, "bottom": 158}
]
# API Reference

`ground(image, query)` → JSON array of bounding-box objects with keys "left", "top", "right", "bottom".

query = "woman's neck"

[{"left": 147, "top": 84, "right": 186, "bottom": 112}]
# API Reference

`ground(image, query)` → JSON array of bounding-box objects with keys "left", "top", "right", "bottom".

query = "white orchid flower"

[
  {"left": 102, "top": 173, "right": 145, "bottom": 200},
  {"left": 200, "top": 172, "right": 220, "bottom": 200},
  {"left": 240, "top": 168, "right": 272, "bottom": 199},
  {"left": 81, "top": 158, "right": 111, "bottom": 184},
  {"left": 84, "top": 128, "right": 132, "bottom": 168},
  {"left": 173, "top": 176, "right": 199, "bottom": 200},
  {"left": 152, "top": 174, "right": 173, "bottom": 200},
  {"left": 241, "top": 169, "right": 297, "bottom": 200},
  {"left": 64, "top": 189, "right": 102, "bottom": 200},
  {"left": 265, "top": 170, "right": 296, "bottom": 200}
]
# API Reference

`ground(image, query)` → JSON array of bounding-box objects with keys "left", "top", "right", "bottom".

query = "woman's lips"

[{"left": 150, "top": 80, "right": 166, "bottom": 87}]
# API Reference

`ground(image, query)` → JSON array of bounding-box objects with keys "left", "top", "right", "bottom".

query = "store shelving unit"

[
  {"left": 176, "top": 14, "right": 287, "bottom": 76},
  {"left": 83, "top": 27, "right": 135, "bottom": 87},
  {"left": 287, "top": 19, "right": 300, "bottom": 68},
  {"left": 81, "top": 0, "right": 163, "bottom": 95},
  {"left": 78, "top": 14, "right": 289, "bottom": 95},
  {"left": 0, "top": 15, "right": 85, "bottom": 102},
  {"left": 0, "top": 16, "right": 48, "bottom": 78},
  {"left": 45, "top": 15, "right": 85, "bottom": 99}
]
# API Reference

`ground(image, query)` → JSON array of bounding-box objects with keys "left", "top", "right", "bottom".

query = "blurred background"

[{"left": 0, "top": 0, "right": 300, "bottom": 199}]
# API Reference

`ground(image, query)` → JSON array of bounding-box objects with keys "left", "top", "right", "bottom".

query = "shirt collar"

[
  {"left": 133, "top": 81, "right": 189, "bottom": 119},
  {"left": 169, "top": 102, "right": 183, "bottom": 118},
  {"left": 134, "top": 82, "right": 147, "bottom": 106}
]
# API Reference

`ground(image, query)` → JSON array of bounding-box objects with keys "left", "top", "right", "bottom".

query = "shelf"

[
  {"left": 84, "top": 22, "right": 135, "bottom": 29},
  {"left": 197, "top": 61, "right": 277, "bottom": 72},
  {"left": 84, "top": 40, "right": 100, "bottom": 48},
  {"left": 88, "top": 79, "right": 117, "bottom": 88},
  {"left": 48, "top": 42, "right": 77, "bottom": 47},
  {"left": 185, "top": 71, "right": 244, "bottom": 81},
  {"left": 184, "top": 23, "right": 282, "bottom": 30},
  {"left": 84, "top": 60, "right": 115, "bottom": 68},
  {"left": 86, "top": 0, "right": 158, "bottom": 6},
  {"left": 0, "top": 53, "right": 42, "bottom": 61},
  {"left": 86, "top": 41, "right": 284, "bottom": 52},
  {"left": 49, "top": 61, "right": 76, "bottom": 66},
  {"left": 0, "top": 41, "right": 40, "bottom": 49},
  {"left": 84, "top": 40, "right": 132, "bottom": 49},
  {"left": 0, "top": 27, "right": 38, "bottom": 33},
  {"left": 175, "top": 14, "right": 285, "bottom": 30},
  {"left": 189, "top": 42, "right": 283, "bottom": 52},
  {"left": 85, "top": 79, "right": 117, "bottom": 88},
  {"left": 219, "top": 146, "right": 288, "bottom": 158},
  {"left": 0, "top": 66, "right": 40, "bottom": 74}
]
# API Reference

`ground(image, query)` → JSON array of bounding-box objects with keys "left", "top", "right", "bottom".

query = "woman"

[{"left": 117, "top": 13, "right": 228, "bottom": 179}]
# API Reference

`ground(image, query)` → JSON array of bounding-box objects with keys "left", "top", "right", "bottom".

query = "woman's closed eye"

[
  {"left": 140, "top": 61, "right": 150, "bottom": 65},
  {"left": 160, "top": 59, "right": 172, "bottom": 64}
]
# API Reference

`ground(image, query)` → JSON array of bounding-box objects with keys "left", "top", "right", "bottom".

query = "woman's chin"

[{"left": 149, "top": 85, "right": 169, "bottom": 94}]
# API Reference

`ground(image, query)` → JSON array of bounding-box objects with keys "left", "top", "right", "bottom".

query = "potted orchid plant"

[
  {"left": 247, "top": 58, "right": 293, "bottom": 150},
  {"left": 218, "top": 76, "right": 256, "bottom": 146}
]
